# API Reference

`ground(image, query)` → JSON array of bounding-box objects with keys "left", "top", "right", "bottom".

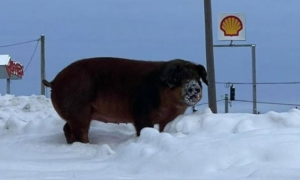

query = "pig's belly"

[{"left": 91, "top": 100, "right": 134, "bottom": 123}]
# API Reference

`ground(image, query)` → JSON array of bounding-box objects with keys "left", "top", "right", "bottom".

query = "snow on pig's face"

[{"left": 182, "top": 79, "right": 202, "bottom": 106}]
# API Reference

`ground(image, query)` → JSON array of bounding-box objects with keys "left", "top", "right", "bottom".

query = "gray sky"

[{"left": 0, "top": 0, "right": 299, "bottom": 113}]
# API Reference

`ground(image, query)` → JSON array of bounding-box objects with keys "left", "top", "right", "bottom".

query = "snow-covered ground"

[{"left": 1, "top": 94, "right": 300, "bottom": 180}]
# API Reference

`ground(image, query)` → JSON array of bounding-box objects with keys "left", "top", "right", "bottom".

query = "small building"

[{"left": 0, "top": 55, "right": 24, "bottom": 94}]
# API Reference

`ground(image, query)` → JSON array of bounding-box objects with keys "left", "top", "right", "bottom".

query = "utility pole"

[
  {"left": 204, "top": 0, "right": 217, "bottom": 113},
  {"left": 41, "top": 35, "right": 45, "bottom": 96}
]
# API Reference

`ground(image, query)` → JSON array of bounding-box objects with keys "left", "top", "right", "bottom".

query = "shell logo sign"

[
  {"left": 221, "top": 16, "right": 243, "bottom": 36},
  {"left": 218, "top": 13, "right": 246, "bottom": 41}
]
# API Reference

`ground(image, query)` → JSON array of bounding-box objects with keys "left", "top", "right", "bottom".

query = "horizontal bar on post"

[{"left": 214, "top": 44, "right": 256, "bottom": 48}]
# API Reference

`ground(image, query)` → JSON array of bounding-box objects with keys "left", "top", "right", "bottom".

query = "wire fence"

[
  {"left": 198, "top": 81, "right": 300, "bottom": 112},
  {"left": 196, "top": 99, "right": 224, "bottom": 106},
  {"left": 234, "top": 99, "right": 300, "bottom": 107},
  {"left": 201, "top": 81, "right": 300, "bottom": 111},
  {"left": 196, "top": 99, "right": 300, "bottom": 107},
  {"left": 216, "top": 81, "right": 300, "bottom": 85}
]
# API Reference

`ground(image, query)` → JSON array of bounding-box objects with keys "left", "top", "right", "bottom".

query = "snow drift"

[{"left": 1, "top": 94, "right": 300, "bottom": 180}]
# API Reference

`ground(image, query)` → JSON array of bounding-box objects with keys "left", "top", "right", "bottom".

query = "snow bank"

[{"left": 1, "top": 95, "right": 300, "bottom": 180}]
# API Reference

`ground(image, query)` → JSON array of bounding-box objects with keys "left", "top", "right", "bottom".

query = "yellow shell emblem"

[{"left": 220, "top": 16, "right": 243, "bottom": 36}]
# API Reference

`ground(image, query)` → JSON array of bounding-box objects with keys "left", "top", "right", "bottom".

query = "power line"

[
  {"left": 196, "top": 99, "right": 300, "bottom": 108},
  {"left": 234, "top": 99, "right": 300, "bottom": 106},
  {"left": 0, "top": 39, "right": 40, "bottom": 48},
  {"left": 24, "top": 39, "right": 40, "bottom": 72},
  {"left": 216, "top": 81, "right": 300, "bottom": 85},
  {"left": 196, "top": 99, "right": 224, "bottom": 107}
]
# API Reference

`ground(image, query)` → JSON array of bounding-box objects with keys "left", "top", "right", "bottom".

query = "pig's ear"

[{"left": 197, "top": 64, "right": 208, "bottom": 86}]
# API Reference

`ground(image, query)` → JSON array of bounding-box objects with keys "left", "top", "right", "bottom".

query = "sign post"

[{"left": 215, "top": 13, "right": 258, "bottom": 114}]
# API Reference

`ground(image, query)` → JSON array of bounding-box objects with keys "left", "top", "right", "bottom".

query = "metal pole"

[
  {"left": 252, "top": 45, "right": 257, "bottom": 114},
  {"left": 214, "top": 43, "right": 257, "bottom": 114},
  {"left": 41, "top": 35, "right": 45, "bottom": 96},
  {"left": 204, "top": 0, "right": 217, "bottom": 113},
  {"left": 225, "top": 94, "right": 229, "bottom": 113},
  {"left": 6, "top": 79, "right": 10, "bottom": 94}
]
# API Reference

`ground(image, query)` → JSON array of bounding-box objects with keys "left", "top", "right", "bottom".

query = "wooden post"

[
  {"left": 41, "top": 35, "right": 45, "bottom": 96},
  {"left": 252, "top": 45, "right": 257, "bottom": 114},
  {"left": 225, "top": 94, "right": 229, "bottom": 113},
  {"left": 6, "top": 79, "right": 10, "bottom": 94},
  {"left": 192, "top": 105, "right": 198, "bottom": 113}
]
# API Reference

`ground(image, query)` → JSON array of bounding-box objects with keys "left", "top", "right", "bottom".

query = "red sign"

[{"left": 6, "top": 60, "right": 24, "bottom": 78}]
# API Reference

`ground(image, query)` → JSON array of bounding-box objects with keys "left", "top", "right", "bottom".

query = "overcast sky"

[{"left": 0, "top": 0, "right": 299, "bottom": 113}]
